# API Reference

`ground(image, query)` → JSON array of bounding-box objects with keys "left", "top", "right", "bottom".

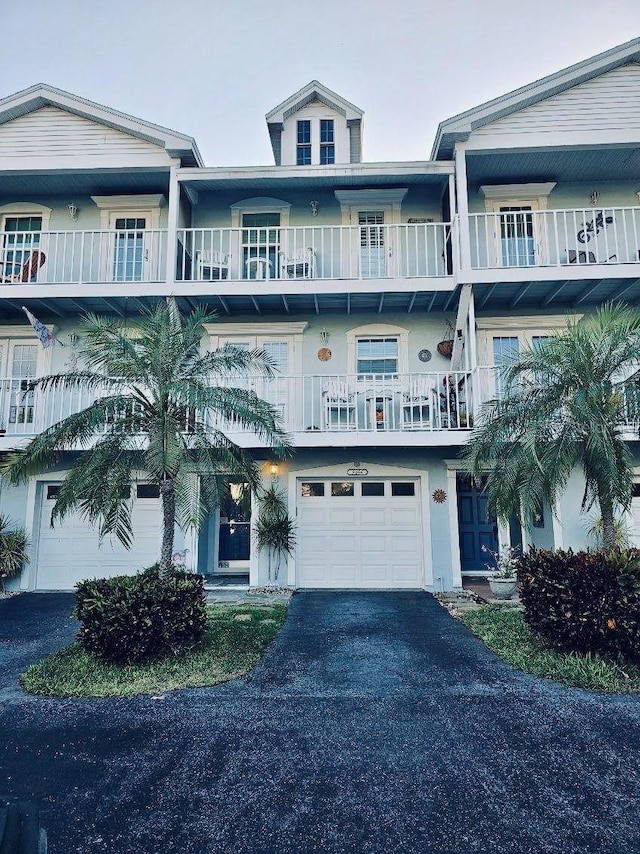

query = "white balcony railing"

[
  {"left": 177, "top": 223, "right": 453, "bottom": 282},
  {"left": 0, "top": 371, "right": 478, "bottom": 439},
  {"left": 469, "top": 207, "right": 640, "bottom": 270},
  {"left": 5, "top": 368, "right": 640, "bottom": 440},
  {"left": 0, "top": 230, "right": 167, "bottom": 284}
]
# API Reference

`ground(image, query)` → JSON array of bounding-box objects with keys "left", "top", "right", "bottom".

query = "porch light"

[
  {"left": 319, "top": 328, "right": 329, "bottom": 346},
  {"left": 309, "top": 200, "right": 319, "bottom": 216},
  {"left": 67, "top": 203, "right": 79, "bottom": 221},
  {"left": 270, "top": 462, "right": 279, "bottom": 480},
  {"left": 589, "top": 190, "right": 600, "bottom": 206}
]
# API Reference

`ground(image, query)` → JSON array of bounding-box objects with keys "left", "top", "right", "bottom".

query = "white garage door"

[
  {"left": 36, "top": 483, "right": 163, "bottom": 590},
  {"left": 297, "top": 478, "right": 424, "bottom": 589}
]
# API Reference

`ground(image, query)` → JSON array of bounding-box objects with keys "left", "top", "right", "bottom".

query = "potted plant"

[
  {"left": 0, "top": 514, "right": 30, "bottom": 593},
  {"left": 481, "top": 544, "right": 519, "bottom": 600}
]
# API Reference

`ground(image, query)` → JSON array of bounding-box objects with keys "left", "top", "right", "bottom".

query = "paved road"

[{"left": 1, "top": 591, "right": 639, "bottom": 854}]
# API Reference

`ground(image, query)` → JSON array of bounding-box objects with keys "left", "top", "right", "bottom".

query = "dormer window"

[
  {"left": 296, "top": 120, "right": 312, "bottom": 165},
  {"left": 320, "top": 119, "right": 335, "bottom": 164}
]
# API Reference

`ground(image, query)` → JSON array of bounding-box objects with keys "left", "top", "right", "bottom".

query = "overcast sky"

[{"left": 4, "top": 0, "right": 640, "bottom": 166}]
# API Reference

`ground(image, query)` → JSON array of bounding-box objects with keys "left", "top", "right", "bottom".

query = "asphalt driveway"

[{"left": 1, "top": 590, "right": 639, "bottom": 854}]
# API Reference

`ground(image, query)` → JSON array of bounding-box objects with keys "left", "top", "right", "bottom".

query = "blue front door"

[
  {"left": 457, "top": 474, "right": 499, "bottom": 571},
  {"left": 218, "top": 484, "right": 251, "bottom": 565}
]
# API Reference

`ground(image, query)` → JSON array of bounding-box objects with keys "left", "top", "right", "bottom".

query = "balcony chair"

[
  {"left": 402, "top": 377, "right": 433, "bottom": 430},
  {"left": 0, "top": 251, "right": 46, "bottom": 284},
  {"left": 195, "top": 250, "right": 230, "bottom": 280},
  {"left": 322, "top": 380, "right": 356, "bottom": 430},
  {"left": 278, "top": 247, "right": 315, "bottom": 279}
]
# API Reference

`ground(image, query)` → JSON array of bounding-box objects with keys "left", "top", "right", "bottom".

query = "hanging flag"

[{"left": 21, "top": 306, "right": 58, "bottom": 347}]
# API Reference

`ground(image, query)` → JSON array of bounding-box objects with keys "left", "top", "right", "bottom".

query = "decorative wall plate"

[
  {"left": 418, "top": 348, "right": 432, "bottom": 363},
  {"left": 317, "top": 347, "right": 332, "bottom": 362},
  {"left": 432, "top": 488, "right": 447, "bottom": 504}
]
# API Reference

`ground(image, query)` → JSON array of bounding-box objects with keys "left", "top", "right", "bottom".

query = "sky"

[{"left": 3, "top": 0, "right": 640, "bottom": 166}]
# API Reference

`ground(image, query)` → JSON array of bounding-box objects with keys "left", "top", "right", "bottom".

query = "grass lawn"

[
  {"left": 460, "top": 605, "right": 640, "bottom": 692},
  {"left": 21, "top": 603, "right": 288, "bottom": 698}
]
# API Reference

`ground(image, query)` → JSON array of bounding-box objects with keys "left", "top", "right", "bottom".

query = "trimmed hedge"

[
  {"left": 75, "top": 566, "right": 207, "bottom": 664},
  {"left": 518, "top": 548, "right": 640, "bottom": 661}
]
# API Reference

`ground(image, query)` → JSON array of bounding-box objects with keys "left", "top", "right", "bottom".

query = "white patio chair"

[
  {"left": 278, "top": 247, "right": 315, "bottom": 279},
  {"left": 322, "top": 380, "right": 356, "bottom": 430},
  {"left": 195, "top": 249, "right": 230, "bottom": 280}
]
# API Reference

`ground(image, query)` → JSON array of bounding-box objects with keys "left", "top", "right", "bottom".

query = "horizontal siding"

[
  {"left": 474, "top": 63, "right": 640, "bottom": 136},
  {"left": 0, "top": 105, "right": 169, "bottom": 159}
]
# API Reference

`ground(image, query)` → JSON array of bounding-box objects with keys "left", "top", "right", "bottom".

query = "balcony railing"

[
  {"left": 469, "top": 207, "right": 640, "bottom": 270},
  {"left": 5, "top": 368, "right": 640, "bottom": 440},
  {"left": 0, "top": 229, "right": 167, "bottom": 284},
  {"left": 0, "top": 371, "right": 477, "bottom": 439},
  {"left": 177, "top": 223, "right": 453, "bottom": 282}
]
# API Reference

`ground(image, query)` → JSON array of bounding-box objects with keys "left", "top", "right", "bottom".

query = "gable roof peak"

[
  {"left": 0, "top": 82, "right": 203, "bottom": 166},
  {"left": 432, "top": 36, "right": 640, "bottom": 159}
]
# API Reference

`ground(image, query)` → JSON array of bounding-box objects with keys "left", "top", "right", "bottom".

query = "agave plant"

[{"left": 0, "top": 514, "right": 29, "bottom": 592}]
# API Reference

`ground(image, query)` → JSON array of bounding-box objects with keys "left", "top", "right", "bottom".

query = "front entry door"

[
  {"left": 218, "top": 483, "right": 251, "bottom": 570},
  {"left": 457, "top": 474, "right": 499, "bottom": 572}
]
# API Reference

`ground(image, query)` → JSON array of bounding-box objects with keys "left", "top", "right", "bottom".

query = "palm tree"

[
  {"left": 2, "top": 299, "right": 291, "bottom": 574},
  {"left": 464, "top": 303, "right": 640, "bottom": 551}
]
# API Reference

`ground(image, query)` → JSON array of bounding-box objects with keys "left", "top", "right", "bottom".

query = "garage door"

[
  {"left": 36, "top": 483, "right": 163, "bottom": 590},
  {"left": 297, "top": 478, "right": 423, "bottom": 589}
]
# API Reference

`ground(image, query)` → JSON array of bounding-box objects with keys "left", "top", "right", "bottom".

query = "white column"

[
  {"left": 447, "top": 467, "right": 463, "bottom": 588},
  {"left": 165, "top": 161, "right": 180, "bottom": 286},
  {"left": 454, "top": 142, "right": 472, "bottom": 271}
]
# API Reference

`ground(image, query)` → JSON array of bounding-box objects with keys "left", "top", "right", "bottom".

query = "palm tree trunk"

[
  {"left": 159, "top": 478, "right": 176, "bottom": 577},
  {"left": 599, "top": 488, "right": 617, "bottom": 552}
]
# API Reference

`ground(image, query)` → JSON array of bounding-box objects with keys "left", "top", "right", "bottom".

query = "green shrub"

[
  {"left": 518, "top": 548, "right": 640, "bottom": 661},
  {"left": 75, "top": 566, "right": 207, "bottom": 664}
]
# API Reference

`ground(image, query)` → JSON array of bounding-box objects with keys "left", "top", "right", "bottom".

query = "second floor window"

[
  {"left": 296, "top": 120, "right": 311, "bottom": 165},
  {"left": 356, "top": 337, "right": 398, "bottom": 376},
  {"left": 320, "top": 119, "right": 335, "bottom": 164}
]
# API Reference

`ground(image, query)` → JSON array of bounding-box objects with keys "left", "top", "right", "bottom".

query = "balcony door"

[
  {"left": 358, "top": 210, "right": 386, "bottom": 278},
  {"left": 242, "top": 212, "right": 280, "bottom": 279},
  {"left": 0, "top": 341, "right": 38, "bottom": 432},
  {"left": 1, "top": 216, "right": 42, "bottom": 281},
  {"left": 109, "top": 212, "right": 151, "bottom": 282},
  {"left": 217, "top": 336, "right": 290, "bottom": 425}
]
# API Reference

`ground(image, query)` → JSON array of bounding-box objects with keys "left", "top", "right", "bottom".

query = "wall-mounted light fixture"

[
  {"left": 589, "top": 190, "right": 600, "bottom": 206},
  {"left": 309, "top": 200, "right": 319, "bottom": 216},
  {"left": 68, "top": 203, "right": 79, "bottom": 221},
  {"left": 319, "top": 327, "right": 329, "bottom": 346},
  {"left": 270, "top": 461, "right": 279, "bottom": 481},
  {"left": 67, "top": 332, "right": 80, "bottom": 347}
]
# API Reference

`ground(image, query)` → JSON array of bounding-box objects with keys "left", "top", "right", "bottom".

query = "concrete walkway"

[{"left": 1, "top": 591, "right": 639, "bottom": 853}]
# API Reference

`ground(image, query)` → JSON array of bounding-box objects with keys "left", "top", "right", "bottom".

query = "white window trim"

[
  {"left": 334, "top": 189, "right": 408, "bottom": 226},
  {"left": 0, "top": 203, "right": 52, "bottom": 231},
  {"left": 90, "top": 195, "right": 165, "bottom": 230},
  {"left": 346, "top": 322, "right": 409, "bottom": 375},
  {"left": 229, "top": 198, "right": 291, "bottom": 228},
  {"left": 480, "top": 183, "right": 556, "bottom": 211},
  {"left": 205, "top": 321, "right": 307, "bottom": 369}
]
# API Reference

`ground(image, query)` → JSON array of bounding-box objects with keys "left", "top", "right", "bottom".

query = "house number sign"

[{"left": 347, "top": 468, "right": 368, "bottom": 476}]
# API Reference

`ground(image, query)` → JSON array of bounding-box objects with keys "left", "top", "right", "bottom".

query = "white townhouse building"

[{"left": 2, "top": 39, "right": 640, "bottom": 592}]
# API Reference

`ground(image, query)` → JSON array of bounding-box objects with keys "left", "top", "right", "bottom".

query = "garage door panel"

[
  {"left": 389, "top": 507, "right": 421, "bottom": 525},
  {"left": 359, "top": 508, "right": 388, "bottom": 526},
  {"left": 299, "top": 507, "right": 328, "bottom": 525},
  {"left": 361, "top": 535, "right": 388, "bottom": 554},
  {"left": 390, "top": 534, "right": 421, "bottom": 553},
  {"left": 328, "top": 507, "right": 357, "bottom": 525},
  {"left": 297, "top": 478, "right": 424, "bottom": 589}
]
